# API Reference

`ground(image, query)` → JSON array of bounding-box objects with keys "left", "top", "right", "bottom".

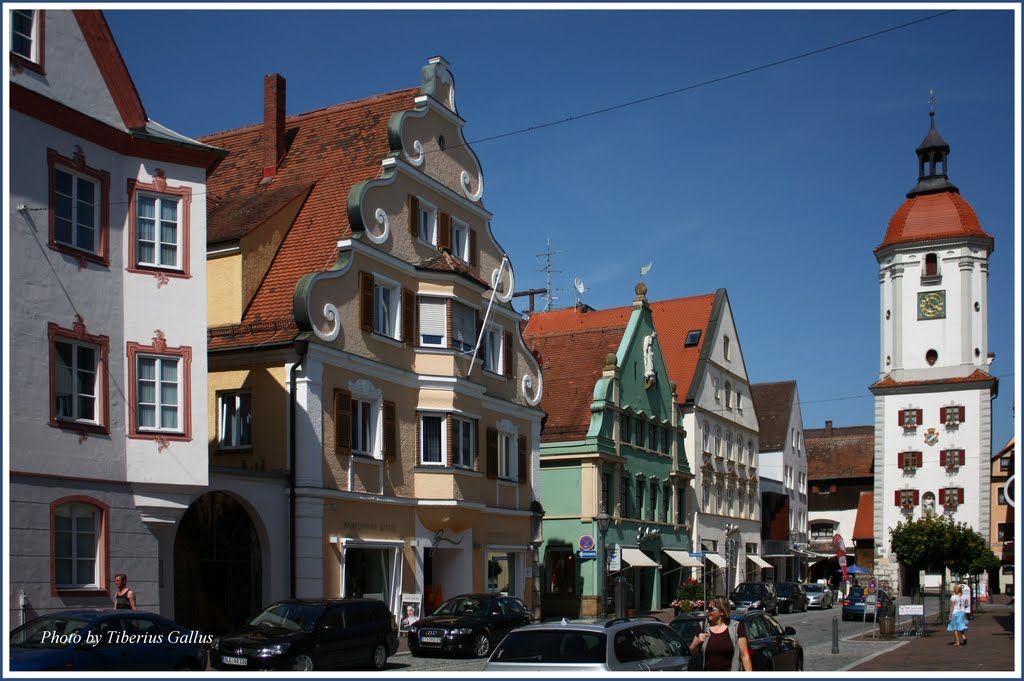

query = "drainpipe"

[{"left": 289, "top": 338, "right": 309, "bottom": 598}]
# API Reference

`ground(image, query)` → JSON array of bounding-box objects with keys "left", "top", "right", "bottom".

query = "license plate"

[
  {"left": 421, "top": 636, "right": 443, "bottom": 643},
  {"left": 221, "top": 655, "right": 248, "bottom": 666}
]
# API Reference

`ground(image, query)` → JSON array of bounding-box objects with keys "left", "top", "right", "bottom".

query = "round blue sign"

[{"left": 579, "top": 535, "right": 596, "bottom": 551}]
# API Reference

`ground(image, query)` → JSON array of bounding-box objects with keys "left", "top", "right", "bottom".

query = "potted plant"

[{"left": 672, "top": 578, "right": 706, "bottom": 615}]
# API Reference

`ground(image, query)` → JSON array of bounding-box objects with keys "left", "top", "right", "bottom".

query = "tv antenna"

[
  {"left": 574, "top": 276, "right": 587, "bottom": 306},
  {"left": 536, "top": 239, "right": 564, "bottom": 311}
]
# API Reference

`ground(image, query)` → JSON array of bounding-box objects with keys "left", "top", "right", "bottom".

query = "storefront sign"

[{"left": 607, "top": 544, "right": 621, "bottom": 572}]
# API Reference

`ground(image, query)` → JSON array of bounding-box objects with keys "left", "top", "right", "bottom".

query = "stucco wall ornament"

[
  {"left": 521, "top": 372, "right": 543, "bottom": 406},
  {"left": 643, "top": 332, "right": 657, "bottom": 389},
  {"left": 314, "top": 302, "right": 341, "bottom": 342},
  {"left": 404, "top": 140, "right": 425, "bottom": 167},
  {"left": 460, "top": 170, "right": 484, "bottom": 202},
  {"left": 366, "top": 208, "right": 391, "bottom": 244},
  {"left": 490, "top": 264, "right": 514, "bottom": 303}
]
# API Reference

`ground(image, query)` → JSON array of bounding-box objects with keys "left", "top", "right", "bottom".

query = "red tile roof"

[
  {"left": 805, "top": 424, "right": 874, "bottom": 480},
  {"left": 416, "top": 251, "right": 489, "bottom": 287},
  {"left": 750, "top": 381, "right": 797, "bottom": 450},
  {"left": 870, "top": 369, "right": 997, "bottom": 390},
  {"left": 852, "top": 491, "right": 874, "bottom": 540},
  {"left": 200, "top": 87, "right": 419, "bottom": 348},
  {"left": 877, "top": 191, "right": 992, "bottom": 252}
]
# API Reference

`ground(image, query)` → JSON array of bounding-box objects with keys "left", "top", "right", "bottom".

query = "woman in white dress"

[{"left": 947, "top": 583, "right": 969, "bottom": 646}]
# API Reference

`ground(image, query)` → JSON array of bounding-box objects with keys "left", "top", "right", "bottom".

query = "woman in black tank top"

[{"left": 113, "top": 573, "right": 137, "bottom": 610}]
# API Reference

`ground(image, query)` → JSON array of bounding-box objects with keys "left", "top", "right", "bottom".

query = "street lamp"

[
  {"left": 725, "top": 523, "right": 739, "bottom": 594},
  {"left": 596, "top": 506, "right": 611, "bottom": 618}
]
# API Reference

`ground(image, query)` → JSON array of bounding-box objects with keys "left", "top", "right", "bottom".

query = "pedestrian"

[
  {"left": 688, "top": 595, "right": 753, "bottom": 671},
  {"left": 947, "top": 583, "right": 968, "bottom": 646},
  {"left": 113, "top": 573, "right": 137, "bottom": 610},
  {"left": 962, "top": 580, "right": 973, "bottom": 620}
]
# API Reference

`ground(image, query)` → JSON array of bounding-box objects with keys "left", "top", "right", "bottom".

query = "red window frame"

[
  {"left": 127, "top": 177, "right": 193, "bottom": 280},
  {"left": 50, "top": 495, "right": 110, "bottom": 597},
  {"left": 126, "top": 334, "right": 193, "bottom": 442},
  {"left": 47, "top": 148, "right": 110, "bottom": 266},
  {"left": 48, "top": 320, "right": 110, "bottom": 435}
]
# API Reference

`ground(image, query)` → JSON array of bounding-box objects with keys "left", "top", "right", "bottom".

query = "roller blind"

[{"left": 419, "top": 298, "right": 446, "bottom": 346}]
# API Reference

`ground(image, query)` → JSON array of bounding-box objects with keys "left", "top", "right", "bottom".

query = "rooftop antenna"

[
  {"left": 573, "top": 276, "right": 587, "bottom": 306},
  {"left": 536, "top": 238, "right": 564, "bottom": 311}
]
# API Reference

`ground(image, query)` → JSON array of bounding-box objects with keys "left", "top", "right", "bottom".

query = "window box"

[
  {"left": 942, "top": 406, "right": 966, "bottom": 427},
  {"left": 940, "top": 449, "right": 965, "bottom": 471}
]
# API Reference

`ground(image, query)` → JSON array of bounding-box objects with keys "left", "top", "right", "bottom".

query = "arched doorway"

[{"left": 175, "top": 491, "right": 262, "bottom": 635}]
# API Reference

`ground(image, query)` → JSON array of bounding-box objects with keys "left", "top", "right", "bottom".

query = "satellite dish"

[{"left": 574, "top": 277, "right": 586, "bottom": 294}]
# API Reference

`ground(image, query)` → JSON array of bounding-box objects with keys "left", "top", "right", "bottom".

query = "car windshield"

[
  {"left": 848, "top": 587, "right": 866, "bottom": 599},
  {"left": 249, "top": 603, "right": 320, "bottom": 632},
  {"left": 805, "top": 585, "right": 824, "bottom": 594},
  {"left": 10, "top": 616, "right": 92, "bottom": 648},
  {"left": 733, "top": 584, "right": 763, "bottom": 595},
  {"left": 491, "top": 630, "right": 606, "bottom": 664},
  {"left": 434, "top": 597, "right": 488, "bottom": 617}
]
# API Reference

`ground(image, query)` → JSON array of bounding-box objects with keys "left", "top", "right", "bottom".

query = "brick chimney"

[
  {"left": 825, "top": 420, "right": 833, "bottom": 437},
  {"left": 263, "top": 74, "right": 286, "bottom": 178}
]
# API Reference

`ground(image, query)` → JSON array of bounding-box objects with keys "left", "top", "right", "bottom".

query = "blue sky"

[{"left": 106, "top": 6, "right": 1018, "bottom": 449}]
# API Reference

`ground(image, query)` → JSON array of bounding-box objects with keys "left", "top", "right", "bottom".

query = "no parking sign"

[{"left": 867, "top": 577, "right": 878, "bottom": 594}]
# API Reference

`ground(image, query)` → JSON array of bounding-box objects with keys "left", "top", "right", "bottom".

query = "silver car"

[
  {"left": 484, "top": 617, "right": 689, "bottom": 672},
  {"left": 804, "top": 584, "right": 834, "bottom": 609}
]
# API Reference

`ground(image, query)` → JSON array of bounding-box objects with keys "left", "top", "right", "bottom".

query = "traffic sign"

[
  {"left": 689, "top": 552, "right": 705, "bottom": 558},
  {"left": 578, "top": 550, "right": 597, "bottom": 559},
  {"left": 867, "top": 577, "right": 878, "bottom": 594},
  {"left": 579, "top": 535, "right": 596, "bottom": 551}
]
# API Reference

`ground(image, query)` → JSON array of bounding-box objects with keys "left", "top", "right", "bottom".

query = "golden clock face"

[{"left": 918, "top": 290, "right": 946, "bottom": 320}]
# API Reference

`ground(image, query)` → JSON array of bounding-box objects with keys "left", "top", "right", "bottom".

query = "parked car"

[
  {"left": 730, "top": 582, "right": 779, "bottom": 615},
  {"left": 485, "top": 616, "right": 688, "bottom": 671},
  {"left": 775, "top": 582, "right": 808, "bottom": 613},
  {"left": 9, "top": 609, "right": 208, "bottom": 671},
  {"left": 731, "top": 610, "right": 803, "bottom": 671},
  {"left": 841, "top": 587, "right": 894, "bottom": 621},
  {"left": 209, "top": 598, "right": 398, "bottom": 671},
  {"left": 804, "top": 583, "right": 834, "bottom": 609},
  {"left": 408, "top": 594, "right": 530, "bottom": 658},
  {"left": 667, "top": 611, "right": 708, "bottom": 671}
]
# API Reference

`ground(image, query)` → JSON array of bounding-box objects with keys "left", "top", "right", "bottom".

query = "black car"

[
  {"left": 408, "top": 593, "right": 531, "bottom": 658},
  {"left": 667, "top": 611, "right": 707, "bottom": 671},
  {"left": 730, "top": 581, "right": 779, "bottom": 615},
  {"left": 9, "top": 609, "right": 208, "bottom": 671},
  {"left": 210, "top": 598, "right": 398, "bottom": 671},
  {"left": 775, "top": 582, "right": 809, "bottom": 613},
  {"left": 731, "top": 610, "right": 803, "bottom": 671}
]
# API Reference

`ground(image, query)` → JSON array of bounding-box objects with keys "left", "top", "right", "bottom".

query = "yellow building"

[
  {"left": 990, "top": 438, "right": 1014, "bottom": 596},
  {"left": 192, "top": 58, "right": 544, "bottom": 634}
]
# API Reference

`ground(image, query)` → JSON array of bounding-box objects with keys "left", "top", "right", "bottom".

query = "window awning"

[
  {"left": 747, "top": 555, "right": 773, "bottom": 569},
  {"left": 663, "top": 549, "right": 704, "bottom": 568},
  {"left": 704, "top": 553, "right": 726, "bottom": 568},
  {"left": 621, "top": 548, "right": 660, "bottom": 568}
]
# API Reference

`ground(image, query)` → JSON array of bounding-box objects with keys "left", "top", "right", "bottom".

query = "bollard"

[{"left": 831, "top": 616, "right": 839, "bottom": 654}]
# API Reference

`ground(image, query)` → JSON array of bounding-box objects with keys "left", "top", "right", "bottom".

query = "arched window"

[
  {"left": 714, "top": 427, "right": 722, "bottom": 456},
  {"left": 702, "top": 421, "right": 710, "bottom": 453}
]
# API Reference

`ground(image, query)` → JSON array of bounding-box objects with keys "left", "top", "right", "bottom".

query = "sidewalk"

[{"left": 848, "top": 594, "right": 1017, "bottom": 672}]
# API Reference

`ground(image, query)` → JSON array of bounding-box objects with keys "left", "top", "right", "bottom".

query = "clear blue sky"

[{"left": 106, "top": 6, "right": 1018, "bottom": 449}]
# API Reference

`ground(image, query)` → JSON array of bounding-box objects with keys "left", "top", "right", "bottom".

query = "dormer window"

[
  {"left": 942, "top": 406, "right": 965, "bottom": 427},
  {"left": 898, "top": 408, "right": 922, "bottom": 430},
  {"left": 685, "top": 330, "right": 702, "bottom": 347}
]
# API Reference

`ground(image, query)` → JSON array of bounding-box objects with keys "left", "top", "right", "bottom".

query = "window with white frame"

[
  {"left": 498, "top": 431, "right": 515, "bottom": 479},
  {"left": 54, "top": 167, "right": 99, "bottom": 254},
  {"left": 454, "top": 416, "right": 476, "bottom": 468},
  {"left": 702, "top": 421, "right": 710, "bottom": 452},
  {"left": 54, "top": 338, "right": 98, "bottom": 424},
  {"left": 451, "top": 218, "right": 470, "bottom": 261},
  {"left": 713, "top": 377, "right": 720, "bottom": 401},
  {"left": 714, "top": 427, "right": 722, "bottom": 456},
  {"left": 727, "top": 486, "right": 734, "bottom": 512},
  {"left": 748, "top": 440, "right": 755, "bottom": 465},
  {"left": 748, "top": 492, "right": 755, "bottom": 516},
  {"left": 373, "top": 276, "right": 401, "bottom": 340},
  {"left": 726, "top": 432, "right": 733, "bottom": 460},
  {"left": 483, "top": 323, "right": 503, "bottom": 374},
  {"left": 54, "top": 502, "right": 99, "bottom": 588},
  {"left": 420, "top": 413, "right": 445, "bottom": 465},
  {"left": 452, "top": 302, "right": 476, "bottom": 352},
  {"left": 725, "top": 382, "right": 732, "bottom": 408},
  {"left": 219, "top": 391, "right": 252, "bottom": 449},
  {"left": 715, "top": 485, "right": 722, "bottom": 513},
  {"left": 136, "top": 355, "right": 181, "bottom": 432},
  {"left": 418, "top": 198, "right": 438, "bottom": 245},
  {"left": 736, "top": 392, "right": 743, "bottom": 412},
  {"left": 10, "top": 9, "right": 37, "bottom": 62},
  {"left": 702, "top": 483, "right": 710, "bottom": 511},
  {"left": 418, "top": 297, "right": 446, "bottom": 347},
  {"left": 351, "top": 398, "right": 377, "bottom": 456},
  {"left": 136, "top": 193, "right": 181, "bottom": 269},
  {"left": 738, "top": 491, "right": 745, "bottom": 514}
]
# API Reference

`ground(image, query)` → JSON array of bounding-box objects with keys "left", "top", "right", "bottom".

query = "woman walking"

[
  {"left": 688, "top": 595, "right": 753, "bottom": 671},
  {"left": 947, "top": 583, "right": 969, "bottom": 645}
]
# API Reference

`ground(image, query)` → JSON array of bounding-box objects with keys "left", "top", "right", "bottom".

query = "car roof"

[
  {"left": 505, "top": 617, "right": 664, "bottom": 634},
  {"left": 34, "top": 609, "right": 157, "bottom": 619},
  {"left": 269, "top": 598, "right": 385, "bottom": 607}
]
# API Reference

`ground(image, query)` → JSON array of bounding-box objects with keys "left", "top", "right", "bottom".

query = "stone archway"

[{"left": 174, "top": 491, "right": 262, "bottom": 635}]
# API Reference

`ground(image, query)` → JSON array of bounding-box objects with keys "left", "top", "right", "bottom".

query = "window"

[
  {"left": 702, "top": 483, "right": 710, "bottom": 511},
  {"left": 713, "top": 377, "right": 720, "bottom": 401},
  {"left": 128, "top": 178, "right": 192, "bottom": 278},
  {"left": 48, "top": 322, "right": 109, "bottom": 433},
  {"left": 53, "top": 499, "right": 105, "bottom": 590},
  {"left": 738, "top": 491, "right": 745, "bottom": 515},
  {"left": 899, "top": 408, "right": 922, "bottom": 429},
  {"left": 454, "top": 417, "right": 476, "bottom": 469},
  {"left": 736, "top": 393, "right": 743, "bottom": 412},
  {"left": 940, "top": 449, "right": 965, "bottom": 469},
  {"left": 419, "top": 297, "right": 446, "bottom": 347},
  {"left": 940, "top": 488, "right": 963, "bottom": 509},
  {"left": 47, "top": 149, "right": 110, "bottom": 264},
  {"left": 621, "top": 413, "right": 633, "bottom": 443},
  {"left": 715, "top": 486, "right": 722, "bottom": 513},
  {"left": 498, "top": 432, "right": 515, "bottom": 479},
  {"left": 10, "top": 9, "right": 41, "bottom": 66},
  {"left": 352, "top": 398, "right": 377, "bottom": 455},
  {"left": 924, "top": 253, "right": 938, "bottom": 278},
  {"left": 701, "top": 422, "right": 710, "bottom": 453},
  {"left": 725, "top": 382, "right": 732, "bottom": 408},
  {"left": 676, "top": 486, "right": 684, "bottom": 524},
  {"left": 748, "top": 441, "right": 754, "bottom": 465},
  {"left": 648, "top": 423, "right": 656, "bottom": 450},
  {"left": 726, "top": 433, "right": 733, "bottom": 460},
  {"left": 417, "top": 197, "right": 438, "bottom": 245},
  {"left": 420, "top": 413, "right": 445, "bottom": 465},
  {"left": 999, "top": 456, "right": 1012, "bottom": 473},
  {"left": 998, "top": 487, "right": 1007, "bottom": 505},
  {"left": 620, "top": 472, "right": 630, "bottom": 518},
  {"left": 748, "top": 492, "right": 755, "bottom": 516},
  {"left": 482, "top": 323, "right": 503, "bottom": 374},
  {"left": 895, "top": 489, "right": 919, "bottom": 509},
  {"left": 218, "top": 391, "right": 252, "bottom": 449},
  {"left": 636, "top": 479, "right": 645, "bottom": 519},
  {"left": 374, "top": 278, "right": 401, "bottom": 339},
  {"left": 661, "top": 427, "right": 670, "bottom": 454},
  {"left": 127, "top": 336, "right": 192, "bottom": 441},
  {"left": 942, "top": 406, "right": 965, "bottom": 426},
  {"left": 601, "top": 473, "right": 611, "bottom": 514},
  {"left": 450, "top": 218, "right": 470, "bottom": 261},
  {"left": 635, "top": 419, "right": 645, "bottom": 448},
  {"left": 452, "top": 302, "right": 476, "bottom": 352},
  {"left": 649, "top": 481, "right": 657, "bottom": 520},
  {"left": 662, "top": 484, "right": 671, "bottom": 522},
  {"left": 998, "top": 523, "right": 1014, "bottom": 542},
  {"left": 714, "top": 427, "right": 721, "bottom": 457},
  {"left": 723, "top": 336, "right": 731, "bottom": 360},
  {"left": 726, "top": 486, "right": 734, "bottom": 512}
]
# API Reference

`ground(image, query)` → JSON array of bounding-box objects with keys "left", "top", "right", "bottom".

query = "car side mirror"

[{"left": 784, "top": 626, "right": 796, "bottom": 635}]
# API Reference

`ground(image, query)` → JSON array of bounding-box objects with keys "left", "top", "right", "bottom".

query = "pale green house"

[{"left": 524, "top": 284, "right": 696, "bottom": 618}]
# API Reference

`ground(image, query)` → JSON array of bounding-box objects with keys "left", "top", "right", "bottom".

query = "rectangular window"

[
  {"left": 684, "top": 330, "right": 701, "bottom": 347},
  {"left": 420, "top": 414, "right": 444, "bottom": 465},
  {"left": 1000, "top": 456, "right": 1012, "bottom": 472},
  {"left": 649, "top": 481, "right": 657, "bottom": 520},
  {"left": 620, "top": 473, "right": 629, "bottom": 518},
  {"left": 10, "top": 9, "right": 37, "bottom": 61},
  {"left": 942, "top": 406, "right": 965, "bottom": 426},
  {"left": 454, "top": 417, "right": 476, "bottom": 468},
  {"left": 54, "top": 503, "right": 99, "bottom": 588},
  {"left": 483, "top": 323, "right": 503, "bottom": 374},
  {"left": 998, "top": 487, "right": 1007, "bottom": 505},
  {"left": 452, "top": 302, "right": 476, "bottom": 353},
  {"left": 701, "top": 423, "right": 710, "bottom": 453},
  {"left": 621, "top": 413, "right": 632, "bottom": 443},
  {"left": 54, "top": 168, "right": 99, "bottom": 254},
  {"left": 738, "top": 491, "right": 745, "bottom": 514},
  {"left": 351, "top": 398, "right": 375, "bottom": 455},
  {"left": 635, "top": 479, "right": 645, "bottom": 519},
  {"left": 648, "top": 423, "right": 656, "bottom": 450},
  {"left": 418, "top": 199, "right": 438, "bottom": 245},
  {"left": 601, "top": 473, "right": 611, "bottom": 514},
  {"left": 373, "top": 278, "right": 401, "bottom": 340},
  {"left": 218, "top": 391, "right": 252, "bottom": 449},
  {"left": 676, "top": 486, "right": 684, "bottom": 524},
  {"left": 662, "top": 484, "right": 671, "bottom": 523},
  {"left": 498, "top": 432, "right": 515, "bottom": 479},
  {"left": 136, "top": 193, "right": 181, "bottom": 269},
  {"left": 136, "top": 355, "right": 181, "bottom": 432},
  {"left": 702, "top": 484, "right": 710, "bottom": 511},
  {"left": 54, "top": 339, "right": 98, "bottom": 424},
  {"left": 736, "top": 393, "right": 743, "bottom": 412},
  {"left": 726, "top": 486, "right": 734, "bottom": 512},
  {"left": 635, "top": 419, "right": 645, "bottom": 448},
  {"left": 998, "top": 523, "right": 1014, "bottom": 542},
  {"left": 418, "top": 297, "right": 446, "bottom": 347},
  {"left": 451, "top": 218, "right": 470, "bottom": 261},
  {"left": 898, "top": 489, "right": 918, "bottom": 508},
  {"left": 899, "top": 409, "right": 921, "bottom": 429},
  {"left": 715, "top": 486, "right": 722, "bottom": 513}
]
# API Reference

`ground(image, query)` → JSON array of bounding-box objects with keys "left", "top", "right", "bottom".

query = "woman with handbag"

[{"left": 688, "top": 595, "right": 753, "bottom": 671}]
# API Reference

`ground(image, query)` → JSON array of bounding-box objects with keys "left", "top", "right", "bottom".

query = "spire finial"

[{"left": 929, "top": 89, "right": 935, "bottom": 119}]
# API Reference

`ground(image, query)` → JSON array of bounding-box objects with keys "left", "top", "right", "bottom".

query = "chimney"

[
  {"left": 263, "top": 74, "right": 286, "bottom": 178},
  {"left": 825, "top": 420, "right": 833, "bottom": 437}
]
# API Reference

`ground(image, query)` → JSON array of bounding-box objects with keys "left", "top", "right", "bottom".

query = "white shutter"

[
  {"left": 452, "top": 302, "right": 476, "bottom": 352},
  {"left": 419, "top": 298, "right": 446, "bottom": 347}
]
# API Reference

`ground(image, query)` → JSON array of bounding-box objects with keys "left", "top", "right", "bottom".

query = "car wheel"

[
  {"left": 370, "top": 643, "right": 388, "bottom": 670},
  {"left": 292, "top": 654, "right": 315, "bottom": 671},
  {"left": 472, "top": 633, "right": 491, "bottom": 658}
]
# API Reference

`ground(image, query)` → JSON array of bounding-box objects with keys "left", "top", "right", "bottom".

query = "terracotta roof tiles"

[
  {"left": 877, "top": 191, "right": 992, "bottom": 252},
  {"left": 853, "top": 491, "right": 874, "bottom": 540},
  {"left": 870, "top": 369, "right": 996, "bottom": 390}
]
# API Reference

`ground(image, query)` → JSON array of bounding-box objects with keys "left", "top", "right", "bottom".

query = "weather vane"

[
  {"left": 929, "top": 89, "right": 935, "bottom": 115},
  {"left": 640, "top": 261, "right": 653, "bottom": 279}
]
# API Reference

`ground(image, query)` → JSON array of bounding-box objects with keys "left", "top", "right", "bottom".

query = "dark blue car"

[{"left": 9, "top": 609, "right": 209, "bottom": 671}]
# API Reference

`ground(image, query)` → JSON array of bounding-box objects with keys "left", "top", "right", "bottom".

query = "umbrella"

[{"left": 836, "top": 564, "right": 871, "bottom": 574}]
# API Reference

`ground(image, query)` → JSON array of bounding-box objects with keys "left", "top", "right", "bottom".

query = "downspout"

[{"left": 289, "top": 337, "right": 310, "bottom": 598}]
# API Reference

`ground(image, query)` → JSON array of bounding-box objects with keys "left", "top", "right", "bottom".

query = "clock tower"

[{"left": 870, "top": 107, "right": 997, "bottom": 595}]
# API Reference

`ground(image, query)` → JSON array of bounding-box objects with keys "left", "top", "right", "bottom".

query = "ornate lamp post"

[{"left": 596, "top": 506, "right": 611, "bottom": 618}]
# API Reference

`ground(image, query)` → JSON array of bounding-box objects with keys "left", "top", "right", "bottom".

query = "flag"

[{"left": 640, "top": 261, "right": 653, "bottom": 277}]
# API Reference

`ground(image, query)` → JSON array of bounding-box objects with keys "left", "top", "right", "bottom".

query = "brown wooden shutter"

[
  {"left": 894, "top": 490, "right": 902, "bottom": 507},
  {"left": 474, "top": 419, "right": 481, "bottom": 472},
  {"left": 958, "top": 449, "right": 965, "bottom": 466},
  {"left": 408, "top": 195, "right": 419, "bottom": 238},
  {"left": 486, "top": 428, "right": 498, "bottom": 479},
  {"left": 898, "top": 452, "right": 906, "bottom": 469},
  {"left": 939, "top": 407, "right": 946, "bottom": 423},
  {"left": 957, "top": 488, "right": 964, "bottom": 504},
  {"left": 913, "top": 489, "right": 920, "bottom": 505},
  {"left": 897, "top": 410, "right": 905, "bottom": 427},
  {"left": 915, "top": 409, "right": 923, "bottom": 424},
  {"left": 958, "top": 406, "right": 966, "bottom": 423},
  {"left": 438, "top": 212, "right": 452, "bottom": 252},
  {"left": 334, "top": 389, "right": 352, "bottom": 457},
  {"left": 469, "top": 229, "right": 478, "bottom": 267},
  {"left": 446, "top": 414, "right": 454, "bottom": 467},
  {"left": 383, "top": 400, "right": 397, "bottom": 462},
  {"left": 939, "top": 489, "right": 946, "bottom": 505},
  {"left": 446, "top": 300, "right": 453, "bottom": 350},
  {"left": 415, "top": 410, "right": 421, "bottom": 465},
  {"left": 518, "top": 435, "right": 527, "bottom": 484},
  {"left": 359, "top": 272, "right": 374, "bottom": 332},
  {"left": 403, "top": 288, "right": 415, "bottom": 346},
  {"left": 939, "top": 450, "right": 947, "bottom": 467},
  {"left": 504, "top": 330, "right": 513, "bottom": 378}
]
